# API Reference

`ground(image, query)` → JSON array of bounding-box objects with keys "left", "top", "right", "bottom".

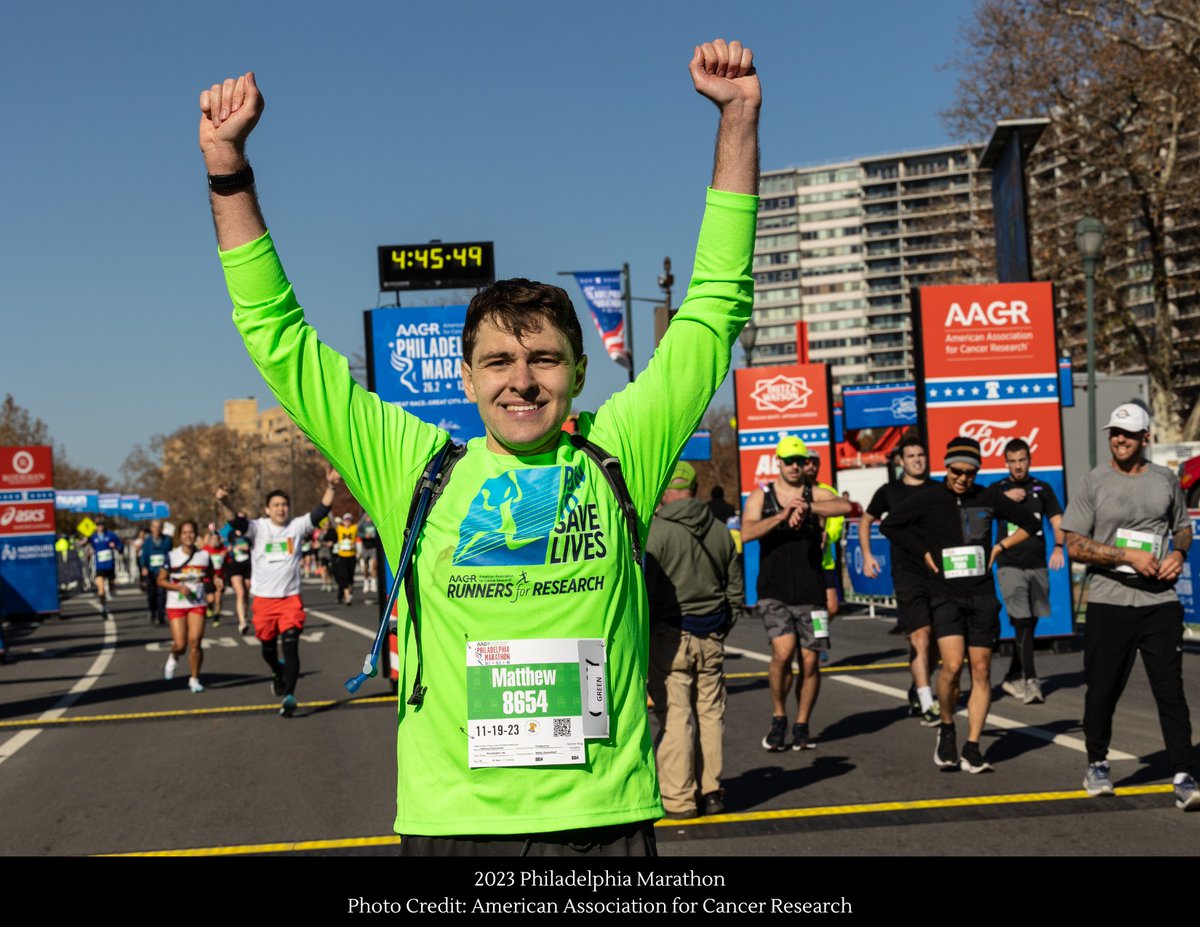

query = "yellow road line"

[
  {"left": 99, "top": 784, "right": 1175, "bottom": 855},
  {"left": 727, "top": 661, "right": 910, "bottom": 680},
  {"left": 0, "top": 695, "right": 398, "bottom": 728}
]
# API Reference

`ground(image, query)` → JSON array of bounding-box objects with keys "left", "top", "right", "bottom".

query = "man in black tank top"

[{"left": 742, "top": 436, "right": 852, "bottom": 752}]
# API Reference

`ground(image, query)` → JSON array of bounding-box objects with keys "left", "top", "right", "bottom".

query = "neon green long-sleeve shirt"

[{"left": 220, "top": 187, "right": 757, "bottom": 836}]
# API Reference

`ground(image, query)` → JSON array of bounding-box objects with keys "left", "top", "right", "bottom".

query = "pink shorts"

[
  {"left": 167, "top": 606, "right": 206, "bottom": 622},
  {"left": 252, "top": 595, "right": 306, "bottom": 642}
]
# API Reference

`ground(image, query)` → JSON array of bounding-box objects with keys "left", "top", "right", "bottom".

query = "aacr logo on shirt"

[{"left": 452, "top": 464, "right": 607, "bottom": 567}]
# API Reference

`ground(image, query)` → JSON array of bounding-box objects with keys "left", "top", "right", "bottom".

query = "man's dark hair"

[
  {"left": 462, "top": 278, "right": 585, "bottom": 365},
  {"left": 1004, "top": 438, "right": 1030, "bottom": 457},
  {"left": 711, "top": 486, "right": 725, "bottom": 500},
  {"left": 265, "top": 489, "right": 290, "bottom": 507},
  {"left": 898, "top": 434, "right": 926, "bottom": 454}
]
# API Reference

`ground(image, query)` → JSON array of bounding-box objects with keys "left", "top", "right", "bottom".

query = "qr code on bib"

[{"left": 553, "top": 718, "right": 572, "bottom": 738}]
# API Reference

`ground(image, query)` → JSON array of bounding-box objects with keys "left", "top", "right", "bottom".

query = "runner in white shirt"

[
  {"left": 157, "top": 521, "right": 213, "bottom": 693},
  {"left": 216, "top": 469, "right": 340, "bottom": 716}
]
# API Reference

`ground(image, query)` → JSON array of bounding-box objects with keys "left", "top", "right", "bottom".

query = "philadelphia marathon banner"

[
  {"left": 571, "top": 271, "right": 630, "bottom": 369},
  {"left": 1, "top": 445, "right": 59, "bottom": 616},
  {"left": 913, "top": 282, "right": 1071, "bottom": 638},
  {"left": 367, "top": 305, "right": 485, "bottom": 442},
  {"left": 734, "top": 364, "right": 835, "bottom": 605}
]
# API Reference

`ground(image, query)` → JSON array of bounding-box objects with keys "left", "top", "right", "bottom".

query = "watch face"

[{"left": 378, "top": 241, "right": 495, "bottom": 291}]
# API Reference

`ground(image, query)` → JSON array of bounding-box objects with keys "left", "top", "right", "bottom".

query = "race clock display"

[{"left": 377, "top": 241, "right": 495, "bottom": 291}]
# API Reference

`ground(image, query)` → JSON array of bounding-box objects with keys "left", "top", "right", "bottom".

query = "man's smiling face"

[{"left": 461, "top": 315, "right": 587, "bottom": 456}]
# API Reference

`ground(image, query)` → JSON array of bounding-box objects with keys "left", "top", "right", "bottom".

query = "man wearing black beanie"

[{"left": 881, "top": 435, "right": 1041, "bottom": 773}]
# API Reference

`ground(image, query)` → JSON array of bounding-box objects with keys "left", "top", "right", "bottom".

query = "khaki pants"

[{"left": 648, "top": 625, "right": 725, "bottom": 814}]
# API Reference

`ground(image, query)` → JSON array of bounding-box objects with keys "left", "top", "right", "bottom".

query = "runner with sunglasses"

[{"left": 880, "top": 436, "right": 1040, "bottom": 773}]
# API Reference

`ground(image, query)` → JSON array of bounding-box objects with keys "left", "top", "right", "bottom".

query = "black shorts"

[
  {"left": 226, "top": 558, "right": 251, "bottom": 579},
  {"left": 931, "top": 594, "right": 1000, "bottom": 649},
  {"left": 822, "top": 568, "right": 837, "bottom": 590},
  {"left": 893, "top": 570, "right": 933, "bottom": 632}
]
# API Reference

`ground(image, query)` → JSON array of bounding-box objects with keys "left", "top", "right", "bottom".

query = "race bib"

[
  {"left": 942, "top": 545, "right": 986, "bottom": 579},
  {"left": 1113, "top": 529, "right": 1163, "bottom": 574},
  {"left": 210, "top": 552, "right": 225, "bottom": 569},
  {"left": 264, "top": 539, "right": 291, "bottom": 563},
  {"left": 96, "top": 549, "right": 113, "bottom": 564},
  {"left": 339, "top": 539, "right": 354, "bottom": 553},
  {"left": 810, "top": 609, "right": 830, "bottom": 639},
  {"left": 149, "top": 554, "right": 165, "bottom": 568},
  {"left": 465, "top": 638, "right": 607, "bottom": 769}
]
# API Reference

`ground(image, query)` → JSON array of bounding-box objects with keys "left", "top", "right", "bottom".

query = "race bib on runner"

[
  {"left": 1113, "top": 529, "right": 1163, "bottom": 574},
  {"left": 149, "top": 554, "right": 165, "bottom": 568},
  {"left": 263, "top": 539, "right": 290, "bottom": 563},
  {"left": 96, "top": 549, "right": 113, "bottom": 564},
  {"left": 210, "top": 552, "right": 225, "bottom": 569},
  {"left": 465, "top": 638, "right": 607, "bottom": 769},
  {"left": 811, "top": 609, "right": 830, "bottom": 639},
  {"left": 339, "top": 539, "right": 354, "bottom": 553},
  {"left": 942, "top": 545, "right": 986, "bottom": 579}
]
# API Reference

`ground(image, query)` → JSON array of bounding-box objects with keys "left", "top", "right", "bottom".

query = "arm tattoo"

[
  {"left": 1065, "top": 533, "right": 1126, "bottom": 568},
  {"left": 1173, "top": 527, "right": 1192, "bottom": 555}
]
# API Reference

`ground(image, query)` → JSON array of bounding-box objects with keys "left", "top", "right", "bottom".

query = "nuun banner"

[{"left": 571, "top": 271, "right": 629, "bottom": 369}]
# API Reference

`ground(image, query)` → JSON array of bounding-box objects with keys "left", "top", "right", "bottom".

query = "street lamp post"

[
  {"left": 738, "top": 317, "right": 758, "bottom": 367},
  {"left": 1075, "top": 217, "right": 1105, "bottom": 469}
]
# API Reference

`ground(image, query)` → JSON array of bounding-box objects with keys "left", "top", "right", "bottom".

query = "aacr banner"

[
  {"left": 913, "top": 282, "right": 1070, "bottom": 637},
  {"left": 367, "top": 305, "right": 485, "bottom": 442},
  {"left": 733, "top": 363, "right": 834, "bottom": 500},
  {"left": 0, "top": 446, "right": 59, "bottom": 617}
]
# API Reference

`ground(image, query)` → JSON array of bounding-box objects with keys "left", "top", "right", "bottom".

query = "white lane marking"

[
  {"left": 727, "top": 644, "right": 1135, "bottom": 761},
  {"left": 0, "top": 600, "right": 119, "bottom": 767},
  {"left": 307, "top": 608, "right": 375, "bottom": 640}
]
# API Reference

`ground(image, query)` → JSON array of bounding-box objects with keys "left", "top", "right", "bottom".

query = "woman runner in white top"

[{"left": 157, "top": 521, "right": 213, "bottom": 693}]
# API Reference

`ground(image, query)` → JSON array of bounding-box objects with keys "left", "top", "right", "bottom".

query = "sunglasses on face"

[
  {"left": 946, "top": 466, "right": 977, "bottom": 479},
  {"left": 780, "top": 456, "right": 808, "bottom": 466}
]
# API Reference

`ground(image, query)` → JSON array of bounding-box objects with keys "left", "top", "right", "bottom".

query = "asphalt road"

[{"left": 2, "top": 581, "right": 1199, "bottom": 859}]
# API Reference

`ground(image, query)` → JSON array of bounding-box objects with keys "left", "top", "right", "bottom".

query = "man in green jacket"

[
  {"left": 198, "top": 38, "right": 759, "bottom": 855},
  {"left": 645, "top": 461, "right": 744, "bottom": 819}
]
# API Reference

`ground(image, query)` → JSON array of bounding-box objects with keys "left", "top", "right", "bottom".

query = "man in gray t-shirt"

[{"left": 1061, "top": 402, "right": 1198, "bottom": 811}]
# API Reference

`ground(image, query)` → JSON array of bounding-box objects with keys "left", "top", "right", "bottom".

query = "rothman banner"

[
  {"left": 571, "top": 271, "right": 630, "bottom": 369},
  {"left": 0, "top": 445, "right": 59, "bottom": 616},
  {"left": 913, "top": 281, "right": 1070, "bottom": 637}
]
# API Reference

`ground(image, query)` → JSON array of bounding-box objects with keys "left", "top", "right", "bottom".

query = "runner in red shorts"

[
  {"left": 216, "top": 469, "right": 339, "bottom": 716},
  {"left": 158, "top": 520, "right": 213, "bottom": 693}
]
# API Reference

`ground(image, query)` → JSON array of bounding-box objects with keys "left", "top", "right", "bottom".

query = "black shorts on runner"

[
  {"left": 226, "top": 559, "right": 251, "bottom": 580},
  {"left": 822, "top": 568, "right": 837, "bottom": 590},
  {"left": 893, "top": 570, "right": 933, "bottom": 632},
  {"left": 931, "top": 594, "right": 1000, "bottom": 649}
]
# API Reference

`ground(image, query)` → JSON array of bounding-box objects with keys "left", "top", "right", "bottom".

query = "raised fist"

[
  {"left": 198, "top": 72, "right": 264, "bottom": 170},
  {"left": 689, "top": 39, "right": 760, "bottom": 111}
]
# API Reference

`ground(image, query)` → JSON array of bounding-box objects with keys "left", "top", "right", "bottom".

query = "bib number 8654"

[{"left": 502, "top": 689, "right": 549, "bottom": 715}]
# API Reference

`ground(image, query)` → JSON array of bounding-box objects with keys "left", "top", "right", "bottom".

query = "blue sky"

[{"left": 1, "top": 0, "right": 979, "bottom": 482}]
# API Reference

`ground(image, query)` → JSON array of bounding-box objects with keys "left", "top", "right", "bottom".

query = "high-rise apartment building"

[{"left": 752, "top": 145, "right": 994, "bottom": 390}]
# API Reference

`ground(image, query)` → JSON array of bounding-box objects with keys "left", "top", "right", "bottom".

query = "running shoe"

[
  {"left": 959, "top": 741, "right": 994, "bottom": 774},
  {"left": 919, "top": 706, "right": 941, "bottom": 727},
  {"left": 761, "top": 715, "right": 788, "bottom": 752},
  {"left": 791, "top": 722, "right": 817, "bottom": 751},
  {"left": 188, "top": 677, "right": 205, "bottom": 694},
  {"left": 703, "top": 791, "right": 726, "bottom": 816},
  {"left": 1083, "top": 762, "right": 1115, "bottom": 797},
  {"left": 934, "top": 722, "right": 958, "bottom": 769},
  {"left": 239, "top": 623, "right": 251, "bottom": 636},
  {"left": 212, "top": 615, "right": 221, "bottom": 628},
  {"left": 1023, "top": 678, "right": 1045, "bottom": 704},
  {"left": 1174, "top": 774, "right": 1200, "bottom": 811},
  {"left": 271, "top": 669, "right": 286, "bottom": 698},
  {"left": 280, "top": 694, "right": 297, "bottom": 718},
  {"left": 907, "top": 685, "right": 921, "bottom": 717},
  {"left": 164, "top": 655, "right": 177, "bottom": 681},
  {"left": 1001, "top": 677, "right": 1026, "bottom": 700}
]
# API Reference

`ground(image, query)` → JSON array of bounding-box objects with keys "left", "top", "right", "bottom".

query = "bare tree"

[{"left": 945, "top": 0, "right": 1200, "bottom": 438}]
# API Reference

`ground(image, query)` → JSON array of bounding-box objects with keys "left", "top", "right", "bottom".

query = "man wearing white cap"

[{"left": 1061, "top": 402, "right": 1199, "bottom": 810}]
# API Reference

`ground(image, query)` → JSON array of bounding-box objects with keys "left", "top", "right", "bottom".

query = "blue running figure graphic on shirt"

[{"left": 453, "top": 467, "right": 564, "bottom": 566}]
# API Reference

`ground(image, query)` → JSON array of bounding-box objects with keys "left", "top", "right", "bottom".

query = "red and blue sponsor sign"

[
  {"left": 914, "top": 282, "right": 1071, "bottom": 637},
  {"left": 0, "top": 446, "right": 59, "bottom": 617},
  {"left": 571, "top": 271, "right": 629, "bottom": 369}
]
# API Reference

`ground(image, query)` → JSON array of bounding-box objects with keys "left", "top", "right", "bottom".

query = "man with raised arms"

[
  {"left": 1060, "top": 403, "right": 1199, "bottom": 810},
  {"left": 860, "top": 434, "right": 940, "bottom": 726},
  {"left": 199, "top": 38, "right": 760, "bottom": 855},
  {"left": 742, "top": 437, "right": 851, "bottom": 753}
]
